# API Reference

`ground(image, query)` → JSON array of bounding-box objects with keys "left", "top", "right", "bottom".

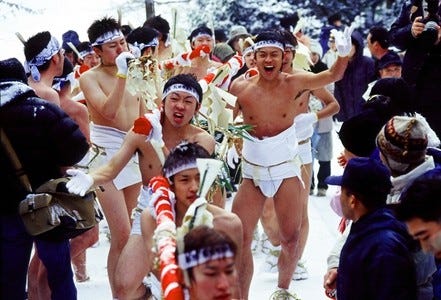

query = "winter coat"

[
  {"left": 389, "top": 1, "right": 441, "bottom": 139},
  {"left": 334, "top": 31, "right": 375, "bottom": 122},
  {"left": 337, "top": 208, "right": 417, "bottom": 300},
  {"left": 0, "top": 80, "right": 89, "bottom": 215}
]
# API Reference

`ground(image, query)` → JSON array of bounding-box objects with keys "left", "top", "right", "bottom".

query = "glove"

[
  {"left": 115, "top": 52, "right": 135, "bottom": 78},
  {"left": 227, "top": 145, "right": 240, "bottom": 169},
  {"left": 294, "top": 112, "right": 318, "bottom": 141},
  {"left": 332, "top": 25, "right": 355, "bottom": 57},
  {"left": 188, "top": 45, "right": 211, "bottom": 60},
  {"left": 66, "top": 169, "right": 94, "bottom": 196},
  {"left": 145, "top": 109, "right": 163, "bottom": 144}
]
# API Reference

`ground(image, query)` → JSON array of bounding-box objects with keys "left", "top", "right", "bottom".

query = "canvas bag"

[
  {"left": 1, "top": 128, "right": 103, "bottom": 241},
  {"left": 18, "top": 177, "right": 103, "bottom": 241}
]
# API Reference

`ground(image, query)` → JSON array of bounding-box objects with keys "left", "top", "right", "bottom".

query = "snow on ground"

[{"left": 76, "top": 126, "right": 345, "bottom": 300}]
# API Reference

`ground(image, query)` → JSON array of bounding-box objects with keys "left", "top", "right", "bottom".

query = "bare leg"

[
  {"left": 71, "top": 224, "right": 99, "bottom": 282},
  {"left": 27, "top": 250, "right": 39, "bottom": 300},
  {"left": 115, "top": 235, "right": 149, "bottom": 299},
  {"left": 260, "top": 198, "right": 280, "bottom": 246},
  {"left": 274, "top": 177, "right": 302, "bottom": 289},
  {"left": 232, "top": 179, "right": 265, "bottom": 299},
  {"left": 296, "top": 163, "right": 312, "bottom": 261},
  {"left": 97, "top": 181, "right": 141, "bottom": 297}
]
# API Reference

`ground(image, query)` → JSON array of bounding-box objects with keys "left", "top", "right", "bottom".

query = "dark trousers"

[{"left": 0, "top": 214, "right": 76, "bottom": 300}]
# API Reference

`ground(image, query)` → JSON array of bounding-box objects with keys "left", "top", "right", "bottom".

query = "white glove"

[
  {"left": 115, "top": 52, "right": 135, "bottom": 77},
  {"left": 332, "top": 25, "right": 355, "bottom": 57},
  {"left": 227, "top": 146, "right": 240, "bottom": 169},
  {"left": 66, "top": 169, "right": 94, "bottom": 197},
  {"left": 294, "top": 112, "right": 318, "bottom": 141},
  {"left": 145, "top": 109, "right": 163, "bottom": 144}
]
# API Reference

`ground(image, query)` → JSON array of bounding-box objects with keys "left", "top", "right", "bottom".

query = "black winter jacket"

[{"left": 0, "top": 81, "right": 89, "bottom": 215}]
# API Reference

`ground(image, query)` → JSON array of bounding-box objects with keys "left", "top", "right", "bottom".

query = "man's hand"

[
  {"left": 145, "top": 109, "right": 163, "bottom": 144},
  {"left": 332, "top": 25, "right": 355, "bottom": 57},
  {"left": 323, "top": 267, "right": 338, "bottom": 298},
  {"left": 115, "top": 52, "right": 135, "bottom": 78},
  {"left": 66, "top": 169, "right": 94, "bottom": 196}
]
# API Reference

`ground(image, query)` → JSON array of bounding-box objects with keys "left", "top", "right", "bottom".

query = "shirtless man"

[
  {"left": 174, "top": 26, "right": 222, "bottom": 80},
  {"left": 260, "top": 31, "right": 340, "bottom": 279},
  {"left": 23, "top": 32, "right": 73, "bottom": 300},
  {"left": 229, "top": 28, "right": 352, "bottom": 299},
  {"left": 24, "top": 31, "right": 65, "bottom": 106},
  {"left": 78, "top": 17, "right": 145, "bottom": 296},
  {"left": 140, "top": 142, "right": 243, "bottom": 299},
  {"left": 67, "top": 74, "right": 216, "bottom": 299}
]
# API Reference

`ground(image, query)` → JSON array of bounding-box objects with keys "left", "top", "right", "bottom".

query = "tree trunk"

[{"left": 145, "top": 0, "right": 155, "bottom": 19}]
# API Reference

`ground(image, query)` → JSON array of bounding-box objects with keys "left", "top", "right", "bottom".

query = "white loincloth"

[
  {"left": 297, "top": 138, "right": 312, "bottom": 165},
  {"left": 89, "top": 123, "right": 141, "bottom": 190},
  {"left": 130, "top": 185, "right": 149, "bottom": 236},
  {"left": 241, "top": 123, "right": 303, "bottom": 198}
]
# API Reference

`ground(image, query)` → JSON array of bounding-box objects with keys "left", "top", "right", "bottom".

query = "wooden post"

[{"left": 145, "top": 0, "right": 155, "bottom": 19}]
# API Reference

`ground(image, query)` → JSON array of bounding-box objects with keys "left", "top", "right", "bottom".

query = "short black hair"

[
  {"left": 163, "top": 142, "right": 210, "bottom": 182},
  {"left": 279, "top": 29, "right": 298, "bottom": 49},
  {"left": 368, "top": 26, "right": 390, "bottom": 49},
  {"left": 396, "top": 168, "right": 441, "bottom": 222},
  {"left": 143, "top": 15, "right": 170, "bottom": 42},
  {"left": 163, "top": 73, "right": 203, "bottom": 104},
  {"left": 87, "top": 17, "right": 121, "bottom": 47},
  {"left": 254, "top": 31, "right": 285, "bottom": 49},
  {"left": 24, "top": 31, "right": 53, "bottom": 72},
  {"left": 0, "top": 58, "right": 27, "bottom": 84},
  {"left": 188, "top": 25, "right": 212, "bottom": 42},
  {"left": 126, "top": 27, "right": 159, "bottom": 53}
]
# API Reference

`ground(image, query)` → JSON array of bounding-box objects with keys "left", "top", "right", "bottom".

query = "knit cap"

[
  {"left": 376, "top": 115, "right": 428, "bottom": 174},
  {"left": 213, "top": 43, "right": 235, "bottom": 63}
]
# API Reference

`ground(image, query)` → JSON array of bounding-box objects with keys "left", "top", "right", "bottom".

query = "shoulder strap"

[{"left": 0, "top": 128, "right": 33, "bottom": 192}]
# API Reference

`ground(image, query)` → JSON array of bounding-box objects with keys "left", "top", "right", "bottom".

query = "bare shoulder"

[
  {"left": 208, "top": 205, "right": 241, "bottom": 226},
  {"left": 192, "top": 127, "right": 215, "bottom": 154}
]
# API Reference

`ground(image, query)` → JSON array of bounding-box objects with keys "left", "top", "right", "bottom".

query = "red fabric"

[
  {"left": 189, "top": 45, "right": 211, "bottom": 60},
  {"left": 338, "top": 217, "right": 347, "bottom": 233},
  {"left": 132, "top": 116, "right": 152, "bottom": 135}
]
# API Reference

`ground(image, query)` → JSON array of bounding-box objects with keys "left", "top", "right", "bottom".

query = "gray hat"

[
  {"left": 213, "top": 43, "right": 235, "bottom": 63},
  {"left": 228, "top": 25, "right": 250, "bottom": 44}
]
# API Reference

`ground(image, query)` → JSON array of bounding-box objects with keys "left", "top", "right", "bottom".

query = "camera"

[{"left": 411, "top": 0, "right": 440, "bottom": 46}]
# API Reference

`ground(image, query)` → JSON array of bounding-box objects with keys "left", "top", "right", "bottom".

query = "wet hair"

[
  {"left": 87, "top": 17, "right": 121, "bottom": 48},
  {"left": 396, "top": 168, "right": 441, "bottom": 222},
  {"left": 163, "top": 73, "right": 203, "bottom": 104},
  {"left": 279, "top": 29, "right": 298, "bottom": 49},
  {"left": 162, "top": 142, "right": 210, "bottom": 182},
  {"left": 188, "top": 26, "right": 213, "bottom": 42},
  {"left": 368, "top": 26, "right": 390, "bottom": 49},
  {"left": 126, "top": 27, "right": 159, "bottom": 53},
  {"left": 182, "top": 225, "right": 237, "bottom": 282},
  {"left": 143, "top": 15, "right": 170, "bottom": 42},
  {"left": 24, "top": 31, "right": 52, "bottom": 72}
]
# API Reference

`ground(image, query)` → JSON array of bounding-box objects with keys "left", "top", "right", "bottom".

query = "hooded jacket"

[
  {"left": 0, "top": 58, "right": 89, "bottom": 215},
  {"left": 337, "top": 207, "right": 417, "bottom": 300}
]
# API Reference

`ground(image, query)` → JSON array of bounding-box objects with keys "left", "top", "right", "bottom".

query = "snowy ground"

[{"left": 76, "top": 127, "right": 345, "bottom": 300}]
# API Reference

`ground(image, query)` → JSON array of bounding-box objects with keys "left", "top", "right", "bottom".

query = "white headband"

[
  {"left": 191, "top": 33, "right": 212, "bottom": 42},
  {"left": 52, "top": 72, "right": 75, "bottom": 91},
  {"left": 162, "top": 83, "right": 200, "bottom": 103},
  {"left": 242, "top": 46, "right": 254, "bottom": 57},
  {"left": 79, "top": 49, "right": 94, "bottom": 59},
  {"left": 164, "top": 161, "right": 198, "bottom": 180},
  {"left": 91, "top": 29, "right": 124, "bottom": 47},
  {"left": 178, "top": 244, "right": 234, "bottom": 270},
  {"left": 24, "top": 35, "right": 61, "bottom": 82},
  {"left": 131, "top": 38, "right": 159, "bottom": 53},
  {"left": 253, "top": 40, "right": 284, "bottom": 52}
]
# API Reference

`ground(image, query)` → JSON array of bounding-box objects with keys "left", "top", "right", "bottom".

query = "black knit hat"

[{"left": 338, "top": 108, "right": 388, "bottom": 157}]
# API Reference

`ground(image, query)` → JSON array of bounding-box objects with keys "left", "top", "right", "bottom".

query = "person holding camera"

[{"left": 389, "top": 0, "right": 441, "bottom": 142}]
